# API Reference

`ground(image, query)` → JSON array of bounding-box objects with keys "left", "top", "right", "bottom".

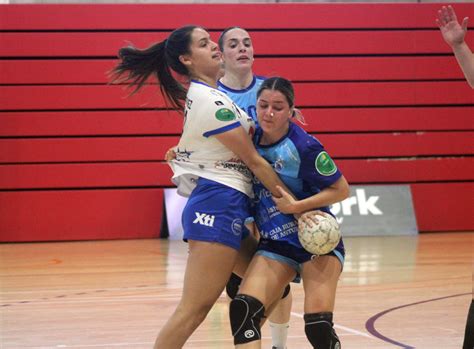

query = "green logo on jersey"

[
  {"left": 315, "top": 151, "right": 337, "bottom": 176},
  {"left": 215, "top": 108, "right": 236, "bottom": 121}
]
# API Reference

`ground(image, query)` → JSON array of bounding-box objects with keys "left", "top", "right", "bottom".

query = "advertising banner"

[{"left": 163, "top": 185, "right": 418, "bottom": 239}]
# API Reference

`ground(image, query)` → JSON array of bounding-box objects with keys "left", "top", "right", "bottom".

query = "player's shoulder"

[
  {"left": 288, "top": 122, "right": 317, "bottom": 143},
  {"left": 253, "top": 75, "right": 266, "bottom": 90},
  {"left": 288, "top": 122, "right": 324, "bottom": 154},
  {"left": 189, "top": 80, "right": 233, "bottom": 106}
]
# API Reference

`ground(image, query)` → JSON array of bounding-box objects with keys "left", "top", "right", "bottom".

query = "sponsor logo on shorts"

[
  {"left": 193, "top": 212, "right": 215, "bottom": 227},
  {"left": 244, "top": 330, "right": 255, "bottom": 338},
  {"left": 315, "top": 151, "right": 337, "bottom": 176},
  {"left": 231, "top": 218, "right": 243, "bottom": 236}
]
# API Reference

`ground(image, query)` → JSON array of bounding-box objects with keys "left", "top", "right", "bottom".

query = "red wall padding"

[
  {"left": 1, "top": 3, "right": 473, "bottom": 241},
  {"left": 0, "top": 183, "right": 470, "bottom": 242},
  {"left": 1, "top": 132, "right": 472, "bottom": 163},
  {"left": 1, "top": 4, "right": 472, "bottom": 30},
  {"left": 1, "top": 57, "right": 469, "bottom": 84},
  {"left": 4, "top": 31, "right": 472, "bottom": 57},
  {"left": 1, "top": 82, "right": 472, "bottom": 110},
  {"left": 0, "top": 158, "right": 472, "bottom": 190},
  {"left": 1, "top": 108, "right": 472, "bottom": 137},
  {"left": 0, "top": 189, "right": 164, "bottom": 242},
  {"left": 411, "top": 183, "right": 474, "bottom": 232}
]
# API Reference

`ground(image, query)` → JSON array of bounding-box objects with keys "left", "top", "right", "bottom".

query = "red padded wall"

[{"left": 0, "top": 3, "right": 473, "bottom": 241}]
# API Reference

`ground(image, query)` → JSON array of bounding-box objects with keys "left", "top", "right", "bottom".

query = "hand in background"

[{"left": 437, "top": 5, "right": 469, "bottom": 48}]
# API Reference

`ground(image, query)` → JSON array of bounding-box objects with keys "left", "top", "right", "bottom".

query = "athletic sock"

[{"left": 269, "top": 321, "right": 289, "bottom": 349}]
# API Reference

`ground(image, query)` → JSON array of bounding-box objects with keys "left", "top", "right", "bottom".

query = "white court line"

[
  {"left": 45, "top": 333, "right": 361, "bottom": 348},
  {"left": 291, "top": 311, "right": 373, "bottom": 339}
]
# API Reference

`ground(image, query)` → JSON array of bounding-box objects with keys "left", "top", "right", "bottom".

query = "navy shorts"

[
  {"left": 255, "top": 238, "right": 345, "bottom": 283},
  {"left": 182, "top": 178, "right": 251, "bottom": 251}
]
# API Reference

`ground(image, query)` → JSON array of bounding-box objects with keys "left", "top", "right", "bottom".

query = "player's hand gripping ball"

[{"left": 298, "top": 210, "right": 341, "bottom": 255}]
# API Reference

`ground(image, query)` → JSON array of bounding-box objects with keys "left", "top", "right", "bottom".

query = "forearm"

[
  {"left": 292, "top": 187, "right": 348, "bottom": 214},
  {"left": 247, "top": 157, "right": 289, "bottom": 198},
  {"left": 288, "top": 176, "right": 350, "bottom": 214},
  {"left": 213, "top": 127, "right": 293, "bottom": 198},
  {"left": 452, "top": 41, "right": 474, "bottom": 88}
]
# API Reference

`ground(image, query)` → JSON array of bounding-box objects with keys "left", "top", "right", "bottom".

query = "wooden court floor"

[{"left": 1, "top": 232, "right": 472, "bottom": 349}]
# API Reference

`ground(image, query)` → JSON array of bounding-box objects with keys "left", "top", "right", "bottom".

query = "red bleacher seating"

[{"left": 0, "top": 3, "right": 473, "bottom": 241}]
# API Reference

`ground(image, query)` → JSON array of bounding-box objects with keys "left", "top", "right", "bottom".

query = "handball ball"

[{"left": 298, "top": 210, "right": 341, "bottom": 255}]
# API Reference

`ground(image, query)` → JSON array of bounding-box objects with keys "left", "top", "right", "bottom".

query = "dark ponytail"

[{"left": 110, "top": 25, "right": 199, "bottom": 110}]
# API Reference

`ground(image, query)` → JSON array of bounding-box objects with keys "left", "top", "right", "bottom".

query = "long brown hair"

[{"left": 110, "top": 25, "right": 200, "bottom": 110}]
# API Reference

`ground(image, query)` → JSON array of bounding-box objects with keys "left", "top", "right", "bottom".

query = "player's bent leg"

[
  {"left": 234, "top": 232, "right": 259, "bottom": 277},
  {"left": 235, "top": 255, "right": 295, "bottom": 348},
  {"left": 230, "top": 294, "right": 266, "bottom": 345},
  {"left": 226, "top": 272, "right": 243, "bottom": 299},
  {"left": 301, "top": 255, "right": 342, "bottom": 349},
  {"left": 154, "top": 240, "right": 238, "bottom": 349},
  {"left": 227, "top": 233, "right": 259, "bottom": 299},
  {"left": 268, "top": 287, "right": 292, "bottom": 349},
  {"left": 301, "top": 255, "right": 341, "bottom": 313},
  {"left": 304, "top": 312, "right": 341, "bottom": 349}
]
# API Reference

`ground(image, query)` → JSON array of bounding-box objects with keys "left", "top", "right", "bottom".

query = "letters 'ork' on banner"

[{"left": 163, "top": 185, "right": 418, "bottom": 240}]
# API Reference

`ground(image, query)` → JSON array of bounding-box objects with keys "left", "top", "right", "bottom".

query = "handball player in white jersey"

[{"left": 111, "top": 25, "right": 294, "bottom": 349}]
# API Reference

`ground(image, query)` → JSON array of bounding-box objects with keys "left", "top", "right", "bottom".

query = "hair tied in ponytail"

[{"left": 292, "top": 108, "right": 307, "bottom": 125}]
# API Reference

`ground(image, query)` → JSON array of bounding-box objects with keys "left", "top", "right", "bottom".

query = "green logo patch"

[
  {"left": 215, "top": 108, "right": 236, "bottom": 122},
  {"left": 315, "top": 151, "right": 337, "bottom": 176}
]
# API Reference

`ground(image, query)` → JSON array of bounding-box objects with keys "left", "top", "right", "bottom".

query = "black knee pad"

[
  {"left": 304, "top": 312, "right": 341, "bottom": 349},
  {"left": 281, "top": 284, "right": 291, "bottom": 299},
  {"left": 226, "top": 273, "right": 242, "bottom": 299},
  {"left": 229, "top": 294, "right": 265, "bottom": 345}
]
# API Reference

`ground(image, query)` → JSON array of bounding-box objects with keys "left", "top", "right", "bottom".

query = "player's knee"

[
  {"left": 226, "top": 272, "right": 242, "bottom": 299},
  {"left": 229, "top": 294, "right": 265, "bottom": 344},
  {"left": 304, "top": 312, "right": 341, "bottom": 349},
  {"left": 281, "top": 284, "right": 291, "bottom": 299},
  {"left": 174, "top": 301, "right": 210, "bottom": 328}
]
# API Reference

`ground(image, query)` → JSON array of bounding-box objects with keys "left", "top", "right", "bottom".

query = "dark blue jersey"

[{"left": 253, "top": 122, "right": 342, "bottom": 247}]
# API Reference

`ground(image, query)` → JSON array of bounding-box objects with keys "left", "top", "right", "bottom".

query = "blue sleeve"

[{"left": 299, "top": 141, "right": 342, "bottom": 190}]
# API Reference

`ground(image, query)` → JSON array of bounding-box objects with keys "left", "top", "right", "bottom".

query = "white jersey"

[{"left": 170, "top": 80, "right": 255, "bottom": 198}]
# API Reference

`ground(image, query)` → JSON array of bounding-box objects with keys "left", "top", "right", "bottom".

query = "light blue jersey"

[
  {"left": 252, "top": 122, "right": 344, "bottom": 249},
  {"left": 217, "top": 75, "right": 265, "bottom": 123}
]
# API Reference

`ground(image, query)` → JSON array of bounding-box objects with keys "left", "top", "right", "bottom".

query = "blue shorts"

[
  {"left": 182, "top": 178, "right": 251, "bottom": 251},
  {"left": 255, "top": 238, "right": 345, "bottom": 283}
]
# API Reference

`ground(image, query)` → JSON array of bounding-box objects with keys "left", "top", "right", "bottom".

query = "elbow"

[
  {"left": 339, "top": 177, "right": 350, "bottom": 201},
  {"left": 340, "top": 185, "right": 350, "bottom": 202}
]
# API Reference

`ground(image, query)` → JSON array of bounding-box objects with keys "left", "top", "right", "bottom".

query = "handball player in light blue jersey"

[
  {"left": 229, "top": 77, "right": 350, "bottom": 349},
  {"left": 218, "top": 27, "right": 293, "bottom": 349}
]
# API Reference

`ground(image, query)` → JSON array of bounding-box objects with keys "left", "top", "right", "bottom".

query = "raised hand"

[{"left": 437, "top": 5, "right": 469, "bottom": 48}]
